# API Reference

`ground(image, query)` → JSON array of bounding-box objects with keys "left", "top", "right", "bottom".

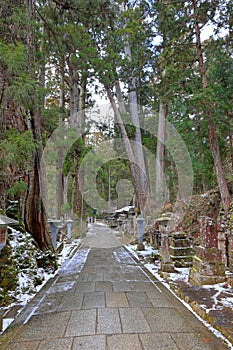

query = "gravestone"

[
  {"left": 189, "top": 216, "right": 226, "bottom": 285},
  {"left": 170, "top": 231, "right": 194, "bottom": 267}
]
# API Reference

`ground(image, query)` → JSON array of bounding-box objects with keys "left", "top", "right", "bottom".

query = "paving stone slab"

[
  {"left": 65, "top": 309, "right": 96, "bottom": 337},
  {"left": 75, "top": 282, "right": 95, "bottom": 293},
  {"left": 120, "top": 265, "right": 144, "bottom": 274},
  {"left": 113, "top": 248, "right": 137, "bottom": 265},
  {"left": 72, "top": 335, "right": 106, "bottom": 350},
  {"left": 139, "top": 333, "right": 180, "bottom": 350},
  {"left": 56, "top": 275, "right": 78, "bottom": 283},
  {"left": 107, "top": 334, "right": 142, "bottom": 350},
  {"left": 106, "top": 292, "right": 129, "bottom": 308},
  {"left": 97, "top": 308, "right": 121, "bottom": 334},
  {"left": 95, "top": 281, "right": 113, "bottom": 292},
  {"left": 87, "top": 272, "right": 104, "bottom": 281},
  {"left": 126, "top": 291, "right": 153, "bottom": 308},
  {"left": 146, "top": 292, "right": 173, "bottom": 308},
  {"left": 96, "top": 266, "right": 111, "bottom": 273},
  {"left": 81, "top": 266, "right": 96, "bottom": 274},
  {"left": 142, "top": 307, "right": 192, "bottom": 332},
  {"left": 119, "top": 308, "right": 150, "bottom": 333},
  {"left": 34, "top": 296, "right": 63, "bottom": 315},
  {"left": 104, "top": 272, "right": 122, "bottom": 281},
  {"left": 37, "top": 337, "right": 73, "bottom": 350},
  {"left": 48, "top": 281, "right": 76, "bottom": 294},
  {"left": 7, "top": 341, "right": 40, "bottom": 350},
  {"left": 58, "top": 294, "right": 83, "bottom": 311},
  {"left": 82, "top": 291, "right": 105, "bottom": 309},
  {"left": 129, "top": 281, "right": 159, "bottom": 292},
  {"left": 121, "top": 273, "right": 148, "bottom": 281},
  {"left": 112, "top": 281, "right": 132, "bottom": 292},
  {"left": 76, "top": 274, "right": 89, "bottom": 282},
  {"left": 15, "top": 311, "right": 71, "bottom": 341}
]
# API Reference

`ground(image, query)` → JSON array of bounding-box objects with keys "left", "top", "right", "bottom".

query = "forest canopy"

[{"left": 0, "top": 0, "right": 232, "bottom": 249}]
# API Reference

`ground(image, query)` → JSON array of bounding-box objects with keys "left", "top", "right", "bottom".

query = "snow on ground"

[
  {"left": 1, "top": 229, "right": 82, "bottom": 333},
  {"left": 2, "top": 224, "right": 233, "bottom": 349}
]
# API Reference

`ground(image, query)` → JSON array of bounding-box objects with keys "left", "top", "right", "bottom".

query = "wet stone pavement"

[{"left": 0, "top": 223, "right": 230, "bottom": 350}]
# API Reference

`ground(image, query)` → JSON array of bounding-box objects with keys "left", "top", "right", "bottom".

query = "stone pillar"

[
  {"left": 157, "top": 215, "right": 175, "bottom": 273},
  {"left": 66, "top": 219, "right": 73, "bottom": 243},
  {"left": 189, "top": 216, "right": 226, "bottom": 285},
  {"left": 217, "top": 221, "right": 227, "bottom": 266},
  {"left": 136, "top": 217, "right": 145, "bottom": 251}
]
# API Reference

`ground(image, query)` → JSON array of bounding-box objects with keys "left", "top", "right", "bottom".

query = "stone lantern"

[
  {"left": 66, "top": 219, "right": 73, "bottom": 243},
  {"left": 0, "top": 214, "right": 18, "bottom": 252},
  {"left": 156, "top": 214, "right": 175, "bottom": 273},
  {"left": 136, "top": 216, "right": 145, "bottom": 251},
  {"left": 48, "top": 219, "right": 61, "bottom": 249}
]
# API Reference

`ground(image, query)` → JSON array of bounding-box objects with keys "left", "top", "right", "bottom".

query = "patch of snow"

[
  {"left": 113, "top": 247, "right": 136, "bottom": 264},
  {"left": 115, "top": 205, "right": 134, "bottom": 213},
  {"left": 220, "top": 298, "right": 233, "bottom": 308},
  {"left": 95, "top": 222, "right": 108, "bottom": 226},
  {"left": 169, "top": 268, "right": 190, "bottom": 283},
  {"left": 48, "top": 281, "right": 75, "bottom": 293},
  {"left": 2, "top": 318, "right": 14, "bottom": 332},
  {"left": 1, "top": 228, "right": 83, "bottom": 333}
]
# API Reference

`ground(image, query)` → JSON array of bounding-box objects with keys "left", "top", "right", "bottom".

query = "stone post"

[
  {"left": 157, "top": 215, "right": 175, "bottom": 273},
  {"left": 136, "top": 217, "right": 145, "bottom": 251},
  {"left": 189, "top": 216, "right": 226, "bottom": 285},
  {"left": 48, "top": 219, "right": 60, "bottom": 250},
  {"left": 66, "top": 219, "right": 73, "bottom": 243}
]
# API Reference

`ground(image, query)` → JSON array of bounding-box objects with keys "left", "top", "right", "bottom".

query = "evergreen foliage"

[{"left": 0, "top": 0, "right": 232, "bottom": 248}]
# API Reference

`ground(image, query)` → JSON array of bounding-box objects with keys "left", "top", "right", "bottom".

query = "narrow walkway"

[{"left": 0, "top": 223, "right": 229, "bottom": 350}]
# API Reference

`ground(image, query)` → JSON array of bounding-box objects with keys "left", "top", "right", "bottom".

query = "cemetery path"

[{"left": 0, "top": 223, "right": 229, "bottom": 350}]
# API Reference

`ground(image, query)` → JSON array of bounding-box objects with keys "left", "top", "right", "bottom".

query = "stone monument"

[{"left": 189, "top": 216, "right": 226, "bottom": 285}]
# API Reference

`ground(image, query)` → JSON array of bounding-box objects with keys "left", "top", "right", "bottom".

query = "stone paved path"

[{"left": 0, "top": 223, "right": 229, "bottom": 349}]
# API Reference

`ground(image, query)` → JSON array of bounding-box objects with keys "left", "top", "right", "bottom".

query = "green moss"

[{"left": 0, "top": 244, "right": 18, "bottom": 306}]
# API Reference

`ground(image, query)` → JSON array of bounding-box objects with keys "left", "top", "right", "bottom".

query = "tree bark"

[
  {"left": 192, "top": 0, "right": 231, "bottom": 213},
  {"left": 106, "top": 86, "right": 145, "bottom": 211},
  {"left": 24, "top": 0, "right": 51, "bottom": 250},
  {"left": 25, "top": 152, "right": 50, "bottom": 250},
  {"left": 227, "top": 113, "right": 233, "bottom": 175},
  {"left": 208, "top": 122, "right": 231, "bottom": 211},
  {"left": 68, "top": 57, "right": 79, "bottom": 129},
  {"left": 155, "top": 102, "right": 169, "bottom": 206},
  {"left": 121, "top": 1, "right": 147, "bottom": 212},
  {"left": 55, "top": 59, "right": 65, "bottom": 218}
]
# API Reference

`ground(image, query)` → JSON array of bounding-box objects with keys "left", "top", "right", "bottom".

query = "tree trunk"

[
  {"left": 192, "top": 0, "right": 231, "bottom": 213},
  {"left": 56, "top": 147, "right": 64, "bottom": 219},
  {"left": 68, "top": 58, "right": 79, "bottom": 129},
  {"left": 121, "top": 2, "right": 147, "bottom": 212},
  {"left": 55, "top": 60, "right": 66, "bottom": 218},
  {"left": 106, "top": 86, "right": 145, "bottom": 211},
  {"left": 208, "top": 122, "right": 231, "bottom": 211},
  {"left": 25, "top": 152, "right": 50, "bottom": 250},
  {"left": 227, "top": 113, "right": 233, "bottom": 175},
  {"left": 68, "top": 64, "right": 87, "bottom": 217},
  {"left": 24, "top": 0, "right": 51, "bottom": 249},
  {"left": 115, "top": 79, "right": 127, "bottom": 114},
  {"left": 155, "top": 102, "right": 169, "bottom": 206}
]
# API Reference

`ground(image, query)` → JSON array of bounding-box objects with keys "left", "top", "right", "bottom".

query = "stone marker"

[{"left": 189, "top": 216, "right": 226, "bottom": 285}]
